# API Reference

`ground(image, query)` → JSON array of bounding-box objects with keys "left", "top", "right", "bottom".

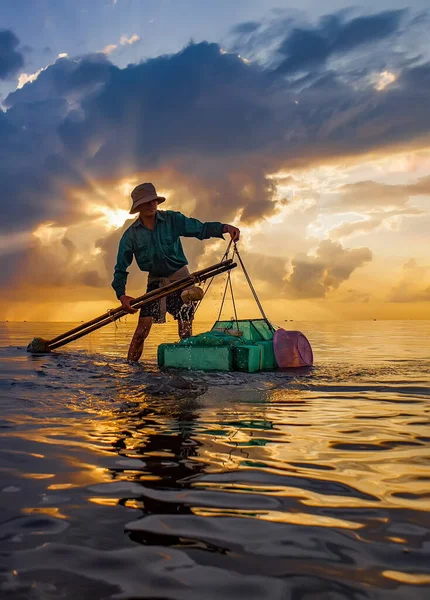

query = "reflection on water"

[{"left": 0, "top": 320, "right": 429, "bottom": 599}]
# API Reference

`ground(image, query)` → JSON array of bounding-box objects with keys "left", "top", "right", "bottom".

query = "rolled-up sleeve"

[
  {"left": 174, "top": 212, "right": 225, "bottom": 240},
  {"left": 112, "top": 231, "right": 134, "bottom": 299}
]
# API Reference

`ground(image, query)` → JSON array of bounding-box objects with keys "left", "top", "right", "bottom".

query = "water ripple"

[{"left": 1, "top": 320, "right": 430, "bottom": 598}]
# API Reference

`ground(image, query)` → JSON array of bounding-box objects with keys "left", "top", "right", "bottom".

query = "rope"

[
  {"left": 194, "top": 239, "right": 233, "bottom": 316},
  {"left": 216, "top": 269, "right": 240, "bottom": 327},
  {"left": 228, "top": 270, "right": 240, "bottom": 329},
  {"left": 216, "top": 272, "right": 230, "bottom": 322},
  {"left": 193, "top": 239, "right": 275, "bottom": 334},
  {"left": 233, "top": 244, "right": 276, "bottom": 332}
]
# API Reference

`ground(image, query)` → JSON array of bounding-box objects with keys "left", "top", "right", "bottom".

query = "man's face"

[{"left": 138, "top": 199, "right": 158, "bottom": 218}]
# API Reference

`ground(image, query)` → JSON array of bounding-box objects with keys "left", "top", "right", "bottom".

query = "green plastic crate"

[
  {"left": 255, "top": 340, "right": 276, "bottom": 370},
  {"left": 162, "top": 345, "right": 233, "bottom": 371},
  {"left": 157, "top": 343, "right": 170, "bottom": 367},
  {"left": 233, "top": 345, "right": 262, "bottom": 373},
  {"left": 212, "top": 319, "right": 274, "bottom": 343},
  {"left": 158, "top": 319, "right": 276, "bottom": 372}
]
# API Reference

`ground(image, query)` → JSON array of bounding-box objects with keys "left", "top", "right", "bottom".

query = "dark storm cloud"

[
  {"left": 231, "top": 22, "right": 260, "bottom": 35},
  {"left": 1, "top": 42, "right": 283, "bottom": 235},
  {"left": 0, "top": 8, "right": 428, "bottom": 282},
  {"left": 6, "top": 53, "right": 113, "bottom": 106},
  {"left": 0, "top": 29, "right": 24, "bottom": 80},
  {"left": 229, "top": 10, "right": 409, "bottom": 77},
  {"left": 273, "top": 10, "right": 406, "bottom": 75}
]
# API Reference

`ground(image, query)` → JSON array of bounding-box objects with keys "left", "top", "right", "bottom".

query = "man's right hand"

[{"left": 119, "top": 295, "right": 138, "bottom": 314}]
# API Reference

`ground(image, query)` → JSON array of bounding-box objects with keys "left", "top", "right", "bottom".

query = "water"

[{"left": 0, "top": 319, "right": 429, "bottom": 599}]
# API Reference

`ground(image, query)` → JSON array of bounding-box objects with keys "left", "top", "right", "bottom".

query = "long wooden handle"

[
  {"left": 48, "top": 259, "right": 233, "bottom": 345},
  {"left": 49, "top": 262, "right": 236, "bottom": 350}
]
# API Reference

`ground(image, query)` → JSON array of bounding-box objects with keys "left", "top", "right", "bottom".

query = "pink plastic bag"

[{"left": 273, "top": 329, "right": 313, "bottom": 368}]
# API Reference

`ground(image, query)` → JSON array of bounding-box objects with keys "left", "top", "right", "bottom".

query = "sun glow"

[
  {"left": 90, "top": 206, "right": 134, "bottom": 230},
  {"left": 33, "top": 222, "right": 67, "bottom": 245}
]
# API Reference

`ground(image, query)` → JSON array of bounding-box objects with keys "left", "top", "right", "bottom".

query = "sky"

[{"left": 0, "top": 0, "right": 429, "bottom": 323}]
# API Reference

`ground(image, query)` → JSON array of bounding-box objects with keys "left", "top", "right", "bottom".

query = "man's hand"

[
  {"left": 223, "top": 224, "right": 240, "bottom": 242},
  {"left": 119, "top": 295, "right": 138, "bottom": 314}
]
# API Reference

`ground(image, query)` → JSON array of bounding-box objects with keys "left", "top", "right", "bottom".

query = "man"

[{"left": 112, "top": 182, "right": 240, "bottom": 362}]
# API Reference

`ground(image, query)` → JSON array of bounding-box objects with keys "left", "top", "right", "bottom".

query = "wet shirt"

[{"left": 112, "top": 210, "right": 225, "bottom": 299}]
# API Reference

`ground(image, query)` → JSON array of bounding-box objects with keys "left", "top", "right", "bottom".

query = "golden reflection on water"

[
  {"left": 192, "top": 507, "right": 363, "bottom": 529},
  {"left": 124, "top": 499, "right": 145, "bottom": 509},
  {"left": 22, "top": 507, "right": 69, "bottom": 520},
  {"left": 383, "top": 571, "right": 430, "bottom": 585},
  {"left": 47, "top": 483, "right": 79, "bottom": 490},
  {"left": 89, "top": 497, "right": 120, "bottom": 507},
  {"left": 20, "top": 473, "right": 55, "bottom": 480},
  {"left": 1, "top": 320, "right": 429, "bottom": 596}
]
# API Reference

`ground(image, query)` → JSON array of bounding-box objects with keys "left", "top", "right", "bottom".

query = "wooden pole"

[
  {"left": 48, "top": 259, "right": 233, "bottom": 346},
  {"left": 47, "top": 262, "right": 236, "bottom": 350}
]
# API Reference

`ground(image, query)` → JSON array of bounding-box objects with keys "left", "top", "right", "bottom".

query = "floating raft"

[{"left": 157, "top": 319, "right": 313, "bottom": 372}]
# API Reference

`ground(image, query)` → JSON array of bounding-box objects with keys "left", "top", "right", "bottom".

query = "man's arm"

[
  {"left": 174, "top": 213, "right": 240, "bottom": 241},
  {"left": 112, "top": 232, "right": 138, "bottom": 313}
]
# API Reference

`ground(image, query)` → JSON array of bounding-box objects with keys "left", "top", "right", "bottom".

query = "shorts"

[{"left": 139, "top": 280, "right": 195, "bottom": 321}]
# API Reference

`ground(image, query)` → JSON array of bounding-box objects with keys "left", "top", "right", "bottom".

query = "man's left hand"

[{"left": 223, "top": 224, "right": 240, "bottom": 242}]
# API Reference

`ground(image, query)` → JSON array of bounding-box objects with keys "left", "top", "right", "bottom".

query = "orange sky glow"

[
  {"left": 2, "top": 145, "right": 429, "bottom": 323},
  {"left": 1, "top": 11, "right": 429, "bottom": 323}
]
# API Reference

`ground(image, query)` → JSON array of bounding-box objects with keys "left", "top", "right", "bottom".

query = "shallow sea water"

[{"left": 0, "top": 319, "right": 429, "bottom": 599}]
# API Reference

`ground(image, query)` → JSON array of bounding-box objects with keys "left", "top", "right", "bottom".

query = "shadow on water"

[{"left": 1, "top": 320, "right": 430, "bottom": 598}]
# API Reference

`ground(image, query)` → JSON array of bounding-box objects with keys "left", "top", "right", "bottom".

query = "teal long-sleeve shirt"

[{"left": 112, "top": 210, "right": 225, "bottom": 299}]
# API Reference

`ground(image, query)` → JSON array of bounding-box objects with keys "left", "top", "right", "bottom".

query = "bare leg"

[
  {"left": 128, "top": 317, "right": 153, "bottom": 362},
  {"left": 178, "top": 319, "right": 192, "bottom": 339}
]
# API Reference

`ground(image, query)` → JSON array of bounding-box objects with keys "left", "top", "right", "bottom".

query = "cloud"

[
  {"left": 332, "top": 181, "right": 410, "bottom": 210},
  {"left": 102, "top": 34, "right": 140, "bottom": 57},
  {"left": 17, "top": 66, "right": 47, "bottom": 89},
  {"left": 0, "top": 29, "right": 25, "bottom": 79},
  {"left": 2, "top": 19, "right": 429, "bottom": 237},
  {"left": 231, "top": 251, "right": 288, "bottom": 300},
  {"left": 274, "top": 10, "right": 405, "bottom": 75},
  {"left": 332, "top": 176, "right": 430, "bottom": 212},
  {"left": 317, "top": 172, "right": 430, "bottom": 241},
  {"left": 103, "top": 44, "right": 117, "bottom": 55},
  {"left": 231, "top": 22, "right": 261, "bottom": 35},
  {"left": 340, "top": 289, "right": 371, "bottom": 303},
  {"left": 388, "top": 259, "right": 430, "bottom": 302},
  {"left": 284, "top": 240, "right": 372, "bottom": 298},
  {"left": 407, "top": 174, "right": 430, "bottom": 195},
  {"left": 328, "top": 208, "right": 424, "bottom": 240},
  {"left": 120, "top": 34, "right": 140, "bottom": 46},
  {"left": 7, "top": 52, "right": 112, "bottom": 105},
  {"left": 0, "top": 10, "right": 429, "bottom": 301},
  {"left": 2, "top": 42, "right": 284, "bottom": 237},
  {"left": 374, "top": 70, "right": 397, "bottom": 91},
  {"left": 0, "top": 230, "right": 105, "bottom": 296}
]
